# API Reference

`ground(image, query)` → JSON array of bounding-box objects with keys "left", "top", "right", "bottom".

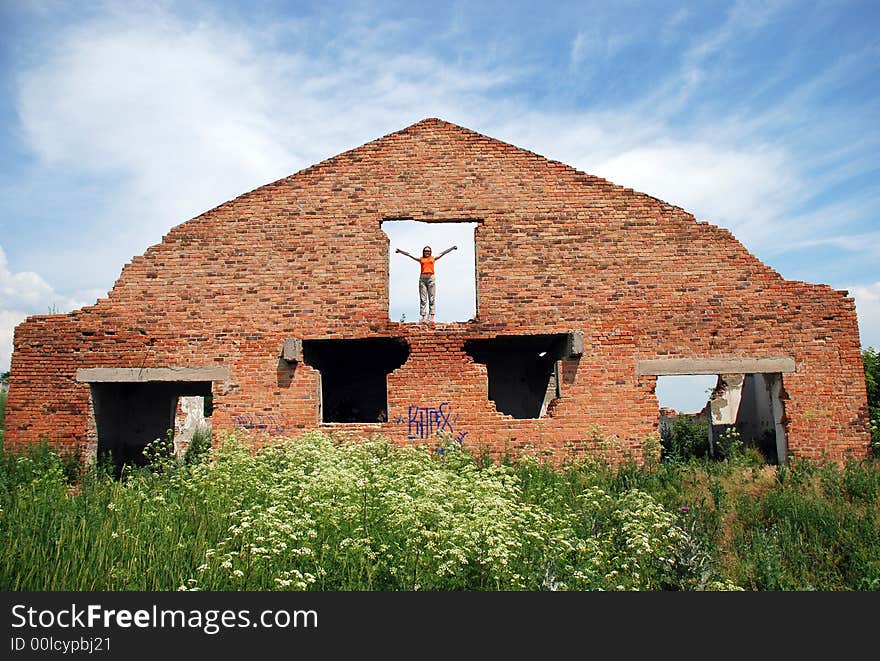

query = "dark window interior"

[
  {"left": 303, "top": 338, "right": 409, "bottom": 423},
  {"left": 464, "top": 334, "right": 570, "bottom": 419}
]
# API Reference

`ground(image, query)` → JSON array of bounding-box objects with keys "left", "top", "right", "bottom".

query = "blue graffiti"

[
  {"left": 408, "top": 402, "right": 454, "bottom": 439},
  {"left": 398, "top": 402, "right": 467, "bottom": 448},
  {"left": 232, "top": 413, "right": 286, "bottom": 435}
]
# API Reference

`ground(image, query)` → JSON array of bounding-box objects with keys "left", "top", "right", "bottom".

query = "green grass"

[{"left": 1, "top": 430, "right": 877, "bottom": 591}]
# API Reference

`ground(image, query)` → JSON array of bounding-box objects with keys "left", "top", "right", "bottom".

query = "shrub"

[
  {"left": 661, "top": 415, "right": 710, "bottom": 461},
  {"left": 0, "top": 389, "right": 6, "bottom": 445},
  {"left": 185, "top": 433, "right": 566, "bottom": 591},
  {"left": 714, "top": 426, "right": 745, "bottom": 462},
  {"left": 731, "top": 459, "right": 880, "bottom": 590},
  {"left": 0, "top": 431, "right": 742, "bottom": 591},
  {"left": 0, "top": 441, "right": 70, "bottom": 499},
  {"left": 184, "top": 427, "right": 212, "bottom": 465},
  {"left": 864, "top": 347, "right": 880, "bottom": 456}
]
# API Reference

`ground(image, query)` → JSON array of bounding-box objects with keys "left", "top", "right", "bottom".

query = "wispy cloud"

[
  {"left": 659, "top": 7, "right": 692, "bottom": 46},
  {"left": 2, "top": 1, "right": 878, "bottom": 369},
  {"left": 785, "top": 231, "right": 880, "bottom": 257},
  {"left": 570, "top": 28, "right": 632, "bottom": 66}
]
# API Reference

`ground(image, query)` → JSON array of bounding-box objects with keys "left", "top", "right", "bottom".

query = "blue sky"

[{"left": 1, "top": 1, "right": 878, "bottom": 411}]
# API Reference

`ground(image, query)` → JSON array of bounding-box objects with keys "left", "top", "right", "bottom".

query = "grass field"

[{"left": 1, "top": 428, "right": 878, "bottom": 591}]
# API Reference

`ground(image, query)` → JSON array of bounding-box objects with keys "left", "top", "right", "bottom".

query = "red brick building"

[{"left": 5, "top": 119, "right": 871, "bottom": 465}]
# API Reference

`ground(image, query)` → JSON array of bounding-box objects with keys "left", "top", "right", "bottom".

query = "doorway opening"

[{"left": 91, "top": 381, "right": 212, "bottom": 473}]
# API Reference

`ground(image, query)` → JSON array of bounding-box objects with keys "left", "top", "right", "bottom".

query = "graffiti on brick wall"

[
  {"left": 394, "top": 402, "right": 467, "bottom": 444},
  {"left": 232, "top": 413, "right": 286, "bottom": 435}
]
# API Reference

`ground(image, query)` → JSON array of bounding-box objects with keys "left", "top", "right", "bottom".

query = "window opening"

[
  {"left": 303, "top": 338, "right": 409, "bottom": 423},
  {"left": 656, "top": 373, "right": 787, "bottom": 463},
  {"left": 465, "top": 334, "right": 573, "bottom": 419},
  {"left": 382, "top": 220, "right": 478, "bottom": 323}
]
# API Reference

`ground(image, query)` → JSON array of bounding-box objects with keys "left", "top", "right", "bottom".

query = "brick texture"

[{"left": 5, "top": 119, "right": 871, "bottom": 463}]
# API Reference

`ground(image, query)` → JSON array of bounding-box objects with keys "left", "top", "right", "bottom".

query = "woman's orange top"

[{"left": 419, "top": 257, "right": 435, "bottom": 275}]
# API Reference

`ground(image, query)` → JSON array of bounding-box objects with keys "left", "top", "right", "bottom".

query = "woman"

[{"left": 395, "top": 244, "right": 457, "bottom": 323}]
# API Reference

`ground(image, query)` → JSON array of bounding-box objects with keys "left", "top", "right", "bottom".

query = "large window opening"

[
  {"left": 303, "top": 338, "right": 409, "bottom": 423},
  {"left": 656, "top": 373, "right": 787, "bottom": 463},
  {"left": 382, "top": 220, "right": 478, "bottom": 323},
  {"left": 465, "top": 334, "right": 576, "bottom": 419},
  {"left": 91, "top": 381, "right": 212, "bottom": 473}
]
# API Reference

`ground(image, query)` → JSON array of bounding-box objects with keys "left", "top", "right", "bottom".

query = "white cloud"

[
  {"left": 5, "top": 4, "right": 876, "bottom": 374},
  {"left": 850, "top": 282, "right": 880, "bottom": 350},
  {"left": 0, "top": 310, "right": 28, "bottom": 375},
  {"left": 0, "top": 246, "right": 55, "bottom": 310},
  {"left": 592, "top": 141, "right": 798, "bottom": 250},
  {"left": 0, "top": 245, "right": 101, "bottom": 371},
  {"left": 13, "top": 8, "right": 511, "bottom": 271},
  {"left": 18, "top": 12, "right": 302, "bottom": 251}
]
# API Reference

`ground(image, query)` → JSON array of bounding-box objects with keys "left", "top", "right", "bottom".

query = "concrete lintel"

[
  {"left": 636, "top": 357, "right": 796, "bottom": 376},
  {"left": 565, "top": 331, "right": 584, "bottom": 357},
  {"left": 282, "top": 338, "right": 303, "bottom": 363},
  {"left": 76, "top": 366, "right": 230, "bottom": 383}
]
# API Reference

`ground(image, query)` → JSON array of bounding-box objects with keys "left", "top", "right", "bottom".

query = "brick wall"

[{"left": 5, "top": 119, "right": 871, "bottom": 463}]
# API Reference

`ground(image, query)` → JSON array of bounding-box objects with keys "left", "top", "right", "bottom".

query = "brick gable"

[{"left": 6, "top": 118, "right": 871, "bottom": 464}]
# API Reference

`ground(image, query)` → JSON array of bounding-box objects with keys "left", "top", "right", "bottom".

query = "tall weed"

[{"left": 2, "top": 432, "right": 877, "bottom": 591}]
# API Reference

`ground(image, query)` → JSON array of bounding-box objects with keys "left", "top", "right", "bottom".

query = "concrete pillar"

[
  {"left": 174, "top": 396, "right": 209, "bottom": 456},
  {"left": 709, "top": 374, "right": 745, "bottom": 425},
  {"left": 768, "top": 374, "right": 788, "bottom": 464}
]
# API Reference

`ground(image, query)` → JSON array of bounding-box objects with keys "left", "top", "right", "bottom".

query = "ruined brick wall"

[{"left": 6, "top": 119, "right": 871, "bottom": 463}]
